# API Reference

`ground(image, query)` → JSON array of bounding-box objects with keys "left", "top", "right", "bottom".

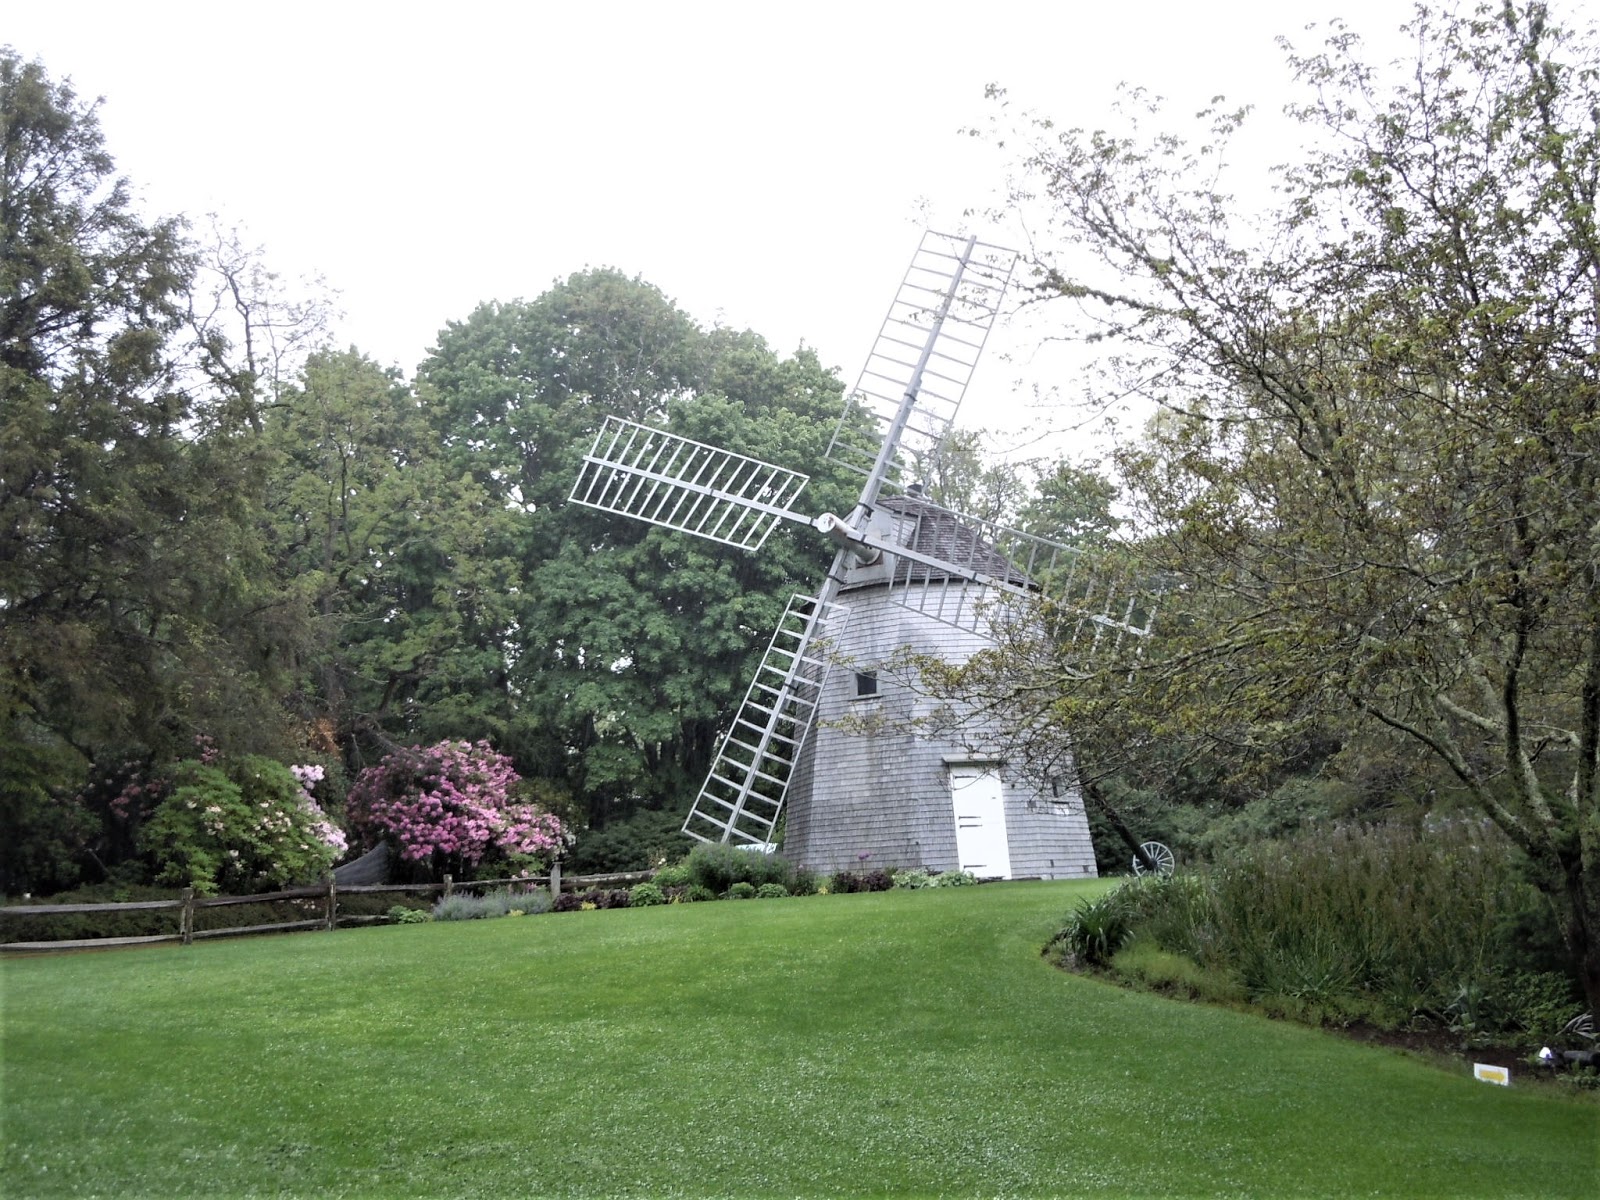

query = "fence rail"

[{"left": 0, "top": 868, "right": 656, "bottom": 953}]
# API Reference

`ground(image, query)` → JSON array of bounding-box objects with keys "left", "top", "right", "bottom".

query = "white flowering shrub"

[{"left": 140, "top": 756, "right": 346, "bottom": 895}]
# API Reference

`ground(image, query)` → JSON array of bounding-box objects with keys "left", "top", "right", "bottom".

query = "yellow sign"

[{"left": 1473, "top": 1063, "right": 1510, "bottom": 1086}]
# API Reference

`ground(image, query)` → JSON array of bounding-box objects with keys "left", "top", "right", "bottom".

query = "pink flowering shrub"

[
  {"left": 140, "top": 755, "right": 346, "bottom": 894},
  {"left": 347, "top": 740, "right": 568, "bottom": 877}
]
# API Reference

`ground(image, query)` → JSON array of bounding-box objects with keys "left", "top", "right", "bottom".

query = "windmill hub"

[{"left": 813, "top": 511, "right": 882, "bottom": 564}]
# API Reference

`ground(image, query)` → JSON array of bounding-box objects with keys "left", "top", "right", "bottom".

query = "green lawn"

[{"left": 2, "top": 882, "right": 1594, "bottom": 1198}]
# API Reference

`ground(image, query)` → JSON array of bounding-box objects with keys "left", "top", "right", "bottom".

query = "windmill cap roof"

[{"left": 864, "top": 493, "right": 1033, "bottom": 587}]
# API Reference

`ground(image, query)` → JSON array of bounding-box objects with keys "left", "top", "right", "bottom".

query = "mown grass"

[{"left": 2, "top": 882, "right": 1593, "bottom": 1198}]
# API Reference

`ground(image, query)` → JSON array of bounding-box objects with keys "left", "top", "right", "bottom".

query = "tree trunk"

[{"left": 1558, "top": 859, "right": 1600, "bottom": 1015}]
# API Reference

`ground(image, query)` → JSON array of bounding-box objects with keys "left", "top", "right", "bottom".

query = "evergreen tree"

[{"left": 1, "top": 51, "right": 296, "bottom": 775}]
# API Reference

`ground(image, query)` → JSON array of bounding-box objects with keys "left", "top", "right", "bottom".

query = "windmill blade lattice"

[
  {"left": 570, "top": 416, "right": 810, "bottom": 552},
  {"left": 826, "top": 231, "right": 1017, "bottom": 488},
  {"left": 870, "top": 496, "right": 1160, "bottom": 655},
  {"left": 683, "top": 594, "right": 849, "bottom": 846}
]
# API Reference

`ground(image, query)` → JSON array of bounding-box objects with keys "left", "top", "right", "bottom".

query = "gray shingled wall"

[{"left": 782, "top": 569, "right": 1097, "bottom": 880}]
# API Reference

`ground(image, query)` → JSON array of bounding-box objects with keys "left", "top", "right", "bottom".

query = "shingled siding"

[{"left": 782, "top": 579, "right": 1097, "bottom": 880}]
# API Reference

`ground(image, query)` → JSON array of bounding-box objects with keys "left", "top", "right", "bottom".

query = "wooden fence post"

[
  {"left": 180, "top": 888, "right": 195, "bottom": 946},
  {"left": 324, "top": 876, "right": 337, "bottom": 931},
  {"left": 550, "top": 858, "right": 561, "bottom": 897},
  {"left": 443, "top": 873, "right": 453, "bottom": 899}
]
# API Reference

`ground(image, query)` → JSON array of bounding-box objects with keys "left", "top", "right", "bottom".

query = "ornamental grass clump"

[
  {"left": 430, "top": 887, "right": 552, "bottom": 921},
  {"left": 1052, "top": 884, "right": 1143, "bottom": 967},
  {"left": 1195, "top": 821, "right": 1527, "bottom": 1020},
  {"left": 431, "top": 894, "right": 481, "bottom": 921},
  {"left": 1063, "top": 820, "right": 1583, "bottom": 1041},
  {"left": 499, "top": 886, "right": 552, "bottom": 916}
]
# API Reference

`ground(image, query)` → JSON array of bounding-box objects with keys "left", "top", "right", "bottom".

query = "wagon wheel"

[{"left": 1131, "top": 841, "right": 1175, "bottom": 877}]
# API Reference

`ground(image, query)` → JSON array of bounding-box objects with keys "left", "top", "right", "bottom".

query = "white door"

[{"left": 949, "top": 766, "right": 1012, "bottom": 879}]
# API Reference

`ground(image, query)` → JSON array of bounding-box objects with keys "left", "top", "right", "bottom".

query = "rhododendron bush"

[
  {"left": 140, "top": 756, "right": 346, "bottom": 895},
  {"left": 347, "top": 740, "right": 568, "bottom": 876}
]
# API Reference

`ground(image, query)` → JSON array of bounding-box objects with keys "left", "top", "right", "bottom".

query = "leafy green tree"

[
  {"left": 971, "top": 3, "right": 1600, "bottom": 1004},
  {"left": 261, "top": 347, "right": 525, "bottom": 764},
  {"left": 911, "top": 428, "right": 1032, "bottom": 524},
  {"left": 418, "top": 271, "right": 852, "bottom": 826},
  {"left": 140, "top": 755, "right": 343, "bottom": 894},
  {"left": 0, "top": 737, "right": 97, "bottom": 893},
  {"left": 1019, "top": 458, "right": 1120, "bottom": 548}
]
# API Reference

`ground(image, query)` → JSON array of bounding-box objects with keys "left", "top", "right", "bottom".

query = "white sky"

[{"left": 7, "top": 0, "right": 1473, "bottom": 462}]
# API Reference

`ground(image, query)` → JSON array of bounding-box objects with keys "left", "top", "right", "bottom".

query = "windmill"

[{"left": 569, "top": 232, "right": 1153, "bottom": 878}]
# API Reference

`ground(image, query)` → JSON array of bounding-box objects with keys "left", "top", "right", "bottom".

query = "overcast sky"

[{"left": 7, "top": 1, "right": 1496, "bottom": 460}]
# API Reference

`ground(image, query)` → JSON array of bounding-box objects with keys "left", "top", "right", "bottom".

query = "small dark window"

[{"left": 854, "top": 671, "right": 879, "bottom": 698}]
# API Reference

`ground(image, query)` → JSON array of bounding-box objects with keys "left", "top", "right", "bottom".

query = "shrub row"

[
  {"left": 890, "top": 868, "right": 977, "bottom": 889},
  {"left": 826, "top": 867, "right": 976, "bottom": 893},
  {"left": 432, "top": 888, "right": 553, "bottom": 921},
  {"left": 674, "top": 843, "right": 819, "bottom": 896},
  {"left": 1050, "top": 820, "right": 1586, "bottom": 1048}
]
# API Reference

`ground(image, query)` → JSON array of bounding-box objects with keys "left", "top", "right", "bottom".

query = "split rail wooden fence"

[{"left": 0, "top": 868, "right": 654, "bottom": 953}]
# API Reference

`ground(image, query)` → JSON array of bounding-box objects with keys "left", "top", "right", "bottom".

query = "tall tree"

[
  {"left": 910, "top": 428, "right": 1033, "bottom": 524},
  {"left": 262, "top": 347, "right": 524, "bottom": 763},
  {"left": 0, "top": 51, "right": 297, "bottom": 782},
  {"left": 965, "top": 2, "right": 1600, "bottom": 1004},
  {"left": 1019, "top": 458, "right": 1120, "bottom": 548}
]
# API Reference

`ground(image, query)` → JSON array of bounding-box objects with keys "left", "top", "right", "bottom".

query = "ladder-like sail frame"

[
  {"left": 825, "top": 231, "right": 1017, "bottom": 490},
  {"left": 570, "top": 416, "right": 809, "bottom": 552},
  {"left": 682, "top": 594, "right": 849, "bottom": 846}
]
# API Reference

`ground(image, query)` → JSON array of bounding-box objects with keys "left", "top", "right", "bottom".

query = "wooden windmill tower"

[{"left": 569, "top": 232, "right": 1153, "bottom": 878}]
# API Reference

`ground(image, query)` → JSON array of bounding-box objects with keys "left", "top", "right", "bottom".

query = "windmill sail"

[
  {"left": 570, "top": 416, "right": 809, "bottom": 551},
  {"left": 825, "top": 231, "right": 1016, "bottom": 489},
  {"left": 683, "top": 594, "right": 849, "bottom": 846}
]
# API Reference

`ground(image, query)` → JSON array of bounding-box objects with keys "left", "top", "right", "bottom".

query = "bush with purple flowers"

[{"left": 347, "top": 740, "right": 569, "bottom": 878}]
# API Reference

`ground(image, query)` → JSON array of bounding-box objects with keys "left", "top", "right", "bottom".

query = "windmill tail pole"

[{"left": 1082, "top": 776, "right": 1156, "bottom": 872}]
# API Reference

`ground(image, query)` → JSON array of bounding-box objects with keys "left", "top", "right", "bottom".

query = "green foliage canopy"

[
  {"left": 1, "top": 51, "right": 302, "bottom": 793},
  {"left": 416, "top": 271, "right": 855, "bottom": 825}
]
